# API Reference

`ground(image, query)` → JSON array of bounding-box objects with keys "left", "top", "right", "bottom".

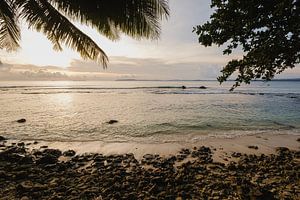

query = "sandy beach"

[{"left": 11, "top": 133, "right": 300, "bottom": 161}]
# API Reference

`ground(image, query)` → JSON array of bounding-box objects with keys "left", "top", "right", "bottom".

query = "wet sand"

[{"left": 13, "top": 133, "right": 300, "bottom": 161}]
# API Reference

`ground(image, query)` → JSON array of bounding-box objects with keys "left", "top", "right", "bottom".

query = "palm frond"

[
  {"left": 48, "top": 0, "right": 169, "bottom": 40},
  {"left": 0, "top": 0, "right": 20, "bottom": 51},
  {"left": 16, "top": 0, "right": 108, "bottom": 67},
  {"left": 1, "top": 0, "right": 169, "bottom": 67}
]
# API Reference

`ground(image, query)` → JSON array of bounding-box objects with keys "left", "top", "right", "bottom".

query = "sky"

[{"left": 0, "top": 0, "right": 299, "bottom": 81}]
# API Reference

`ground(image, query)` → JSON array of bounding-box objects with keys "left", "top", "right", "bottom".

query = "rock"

[
  {"left": 0, "top": 144, "right": 299, "bottom": 199},
  {"left": 199, "top": 146, "right": 211, "bottom": 152},
  {"left": 40, "top": 145, "right": 48, "bottom": 149},
  {"left": 36, "top": 154, "right": 58, "bottom": 164},
  {"left": 250, "top": 188, "right": 263, "bottom": 197},
  {"left": 231, "top": 152, "right": 242, "bottom": 158},
  {"left": 176, "top": 154, "right": 186, "bottom": 161},
  {"left": 297, "top": 138, "right": 300, "bottom": 142},
  {"left": 0, "top": 136, "right": 6, "bottom": 141},
  {"left": 181, "top": 86, "right": 186, "bottom": 89},
  {"left": 17, "top": 118, "right": 26, "bottom": 123},
  {"left": 3, "top": 146, "right": 26, "bottom": 155},
  {"left": 107, "top": 120, "right": 118, "bottom": 124},
  {"left": 199, "top": 86, "right": 207, "bottom": 89},
  {"left": 275, "top": 147, "right": 289, "bottom": 152},
  {"left": 33, "top": 150, "right": 42, "bottom": 156},
  {"left": 248, "top": 145, "right": 258, "bottom": 150},
  {"left": 43, "top": 149, "right": 62, "bottom": 157},
  {"left": 17, "top": 142, "right": 25, "bottom": 147},
  {"left": 143, "top": 154, "right": 155, "bottom": 160},
  {"left": 179, "top": 148, "right": 190, "bottom": 155},
  {"left": 33, "top": 141, "right": 38, "bottom": 144},
  {"left": 19, "top": 155, "right": 33, "bottom": 164},
  {"left": 18, "top": 181, "right": 34, "bottom": 190},
  {"left": 63, "top": 150, "right": 76, "bottom": 157}
]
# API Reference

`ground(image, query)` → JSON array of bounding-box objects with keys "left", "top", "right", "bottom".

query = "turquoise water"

[{"left": 0, "top": 81, "right": 299, "bottom": 142}]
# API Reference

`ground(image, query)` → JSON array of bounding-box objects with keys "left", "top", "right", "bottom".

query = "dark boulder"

[
  {"left": 199, "top": 86, "right": 207, "bottom": 89},
  {"left": 17, "top": 142, "right": 25, "bottom": 147},
  {"left": 63, "top": 150, "right": 76, "bottom": 157},
  {"left": 275, "top": 147, "right": 289, "bottom": 152},
  {"left": 42, "top": 149, "right": 62, "bottom": 157},
  {"left": 182, "top": 86, "right": 186, "bottom": 89},
  {"left": 0, "top": 136, "right": 6, "bottom": 141},
  {"left": 17, "top": 118, "right": 26, "bottom": 123},
  {"left": 19, "top": 155, "right": 34, "bottom": 164},
  {"left": 36, "top": 154, "right": 58, "bottom": 165},
  {"left": 231, "top": 152, "right": 242, "bottom": 158},
  {"left": 107, "top": 120, "right": 118, "bottom": 124},
  {"left": 248, "top": 145, "right": 258, "bottom": 150}
]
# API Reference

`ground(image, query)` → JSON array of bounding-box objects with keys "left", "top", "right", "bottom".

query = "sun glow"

[{"left": 6, "top": 26, "right": 145, "bottom": 68}]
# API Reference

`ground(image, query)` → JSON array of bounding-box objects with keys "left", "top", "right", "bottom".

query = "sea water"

[{"left": 0, "top": 80, "right": 299, "bottom": 143}]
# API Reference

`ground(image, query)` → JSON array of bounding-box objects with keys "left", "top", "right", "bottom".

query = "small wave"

[
  {"left": 19, "top": 129, "right": 300, "bottom": 143},
  {"left": 272, "top": 121, "right": 296, "bottom": 129},
  {"left": 0, "top": 86, "right": 206, "bottom": 90},
  {"left": 21, "top": 91, "right": 98, "bottom": 94},
  {"left": 2, "top": 84, "right": 300, "bottom": 96},
  {"left": 236, "top": 92, "right": 300, "bottom": 97}
]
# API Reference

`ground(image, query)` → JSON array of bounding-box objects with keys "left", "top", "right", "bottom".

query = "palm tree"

[{"left": 0, "top": 0, "right": 169, "bottom": 67}]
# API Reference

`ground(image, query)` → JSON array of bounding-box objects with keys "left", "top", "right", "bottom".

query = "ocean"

[{"left": 0, "top": 80, "right": 299, "bottom": 143}]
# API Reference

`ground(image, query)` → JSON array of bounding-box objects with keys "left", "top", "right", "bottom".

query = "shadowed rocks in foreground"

[{"left": 0, "top": 142, "right": 299, "bottom": 199}]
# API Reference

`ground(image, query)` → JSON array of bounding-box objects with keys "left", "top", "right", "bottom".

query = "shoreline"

[{"left": 5, "top": 133, "right": 300, "bottom": 161}]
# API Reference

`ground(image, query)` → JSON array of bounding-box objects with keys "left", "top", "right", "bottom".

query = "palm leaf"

[
  {"left": 2, "top": 0, "right": 169, "bottom": 67},
  {"left": 15, "top": 0, "right": 108, "bottom": 67},
  {"left": 48, "top": 0, "right": 169, "bottom": 40},
  {"left": 0, "top": 0, "right": 20, "bottom": 51}
]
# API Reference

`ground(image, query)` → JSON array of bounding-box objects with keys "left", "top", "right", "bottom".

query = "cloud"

[
  {"left": 68, "top": 56, "right": 222, "bottom": 80},
  {"left": 0, "top": 63, "right": 69, "bottom": 80},
  {"left": 0, "top": 56, "right": 224, "bottom": 81},
  {"left": 1, "top": 56, "right": 298, "bottom": 81},
  {"left": 0, "top": 59, "right": 138, "bottom": 81}
]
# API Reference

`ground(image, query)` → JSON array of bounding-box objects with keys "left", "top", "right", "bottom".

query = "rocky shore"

[{"left": 0, "top": 138, "right": 299, "bottom": 200}]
